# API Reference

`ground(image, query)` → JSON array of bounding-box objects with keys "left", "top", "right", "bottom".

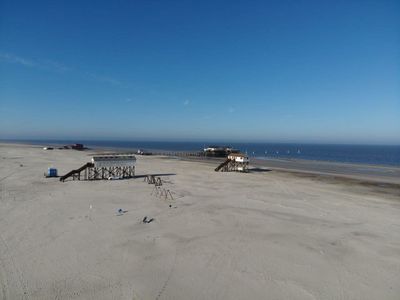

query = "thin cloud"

[
  {"left": 41, "top": 59, "right": 71, "bottom": 72},
  {"left": 228, "top": 107, "right": 235, "bottom": 113},
  {"left": 0, "top": 53, "right": 37, "bottom": 67},
  {"left": 125, "top": 98, "right": 133, "bottom": 103},
  {"left": 0, "top": 52, "right": 70, "bottom": 73},
  {"left": 85, "top": 72, "right": 122, "bottom": 86},
  {"left": 0, "top": 52, "right": 122, "bottom": 87},
  {"left": 183, "top": 99, "right": 190, "bottom": 106}
]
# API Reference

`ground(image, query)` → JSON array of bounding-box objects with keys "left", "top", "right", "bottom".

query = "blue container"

[{"left": 47, "top": 168, "right": 58, "bottom": 177}]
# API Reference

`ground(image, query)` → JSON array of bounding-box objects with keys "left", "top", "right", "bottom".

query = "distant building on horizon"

[{"left": 203, "top": 145, "right": 239, "bottom": 157}]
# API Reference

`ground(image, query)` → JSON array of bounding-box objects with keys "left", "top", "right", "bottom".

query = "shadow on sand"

[
  {"left": 134, "top": 173, "right": 176, "bottom": 179},
  {"left": 248, "top": 168, "right": 272, "bottom": 173}
]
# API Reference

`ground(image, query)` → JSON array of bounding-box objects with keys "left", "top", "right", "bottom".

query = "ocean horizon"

[{"left": 2, "top": 139, "right": 400, "bottom": 167}]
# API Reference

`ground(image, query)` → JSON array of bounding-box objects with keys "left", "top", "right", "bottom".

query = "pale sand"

[{"left": 0, "top": 143, "right": 399, "bottom": 299}]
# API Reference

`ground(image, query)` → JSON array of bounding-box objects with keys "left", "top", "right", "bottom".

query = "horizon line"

[{"left": 1, "top": 138, "right": 399, "bottom": 147}]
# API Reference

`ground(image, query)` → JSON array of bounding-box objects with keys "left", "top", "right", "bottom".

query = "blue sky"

[{"left": 0, "top": 0, "right": 399, "bottom": 144}]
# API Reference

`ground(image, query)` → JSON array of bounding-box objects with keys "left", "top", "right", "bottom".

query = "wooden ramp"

[
  {"left": 215, "top": 159, "right": 231, "bottom": 172},
  {"left": 215, "top": 158, "right": 249, "bottom": 173},
  {"left": 59, "top": 163, "right": 94, "bottom": 182}
]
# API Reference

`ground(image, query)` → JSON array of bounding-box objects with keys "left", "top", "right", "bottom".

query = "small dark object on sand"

[
  {"left": 116, "top": 208, "right": 128, "bottom": 216},
  {"left": 142, "top": 216, "right": 154, "bottom": 223}
]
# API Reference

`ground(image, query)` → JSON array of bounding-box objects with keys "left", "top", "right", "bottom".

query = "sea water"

[{"left": 5, "top": 139, "right": 400, "bottom": 167}]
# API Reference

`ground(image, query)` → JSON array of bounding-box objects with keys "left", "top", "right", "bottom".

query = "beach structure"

[
  {"left": 215, "top": 153, "right": 249, "bottom": 172},
  {"left": 144, "top": 175, "right": 163, "bottom": 186},
  {"left": 60, "top": 154, "right": 136, "bottom": 182},
  {"left": 203, "top": 145, "right": 239, "bottom": 157},
  {"left": 45, "top": 167, "right": 58, "bottom": 178},
  {"left": 60, "top": 143, "right": 85, "bottom": 150},
  {"left": 71, "top": 143, "right": 84, "bottom": 150}
]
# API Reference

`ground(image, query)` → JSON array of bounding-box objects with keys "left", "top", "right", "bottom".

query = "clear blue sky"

[{"left": 0, "top": 0, "right": 399, "bottom": 144}]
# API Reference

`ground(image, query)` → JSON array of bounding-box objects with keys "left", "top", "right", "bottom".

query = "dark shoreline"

[{"left": 173, "top": 155, "right": 400, "bottom": 184}]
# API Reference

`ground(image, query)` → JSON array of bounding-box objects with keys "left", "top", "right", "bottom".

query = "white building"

[
  {"left": 91, "top": 155, "right": 136, "bottom": 168},
  {"left": 227, "top": 153, "right": 249, "bottom": 163}
]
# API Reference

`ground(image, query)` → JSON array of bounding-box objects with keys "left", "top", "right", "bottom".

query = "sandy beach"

[{"left": 1, "top": 142, "right": 399, "bottom": 299}]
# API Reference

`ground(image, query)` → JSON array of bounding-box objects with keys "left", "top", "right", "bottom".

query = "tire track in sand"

[
  {"left": 155, "top": 247, "right": 178, "bottom": 300},
  {"left": 0, "top": 233, "right": 29, "bottom": 299}
]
